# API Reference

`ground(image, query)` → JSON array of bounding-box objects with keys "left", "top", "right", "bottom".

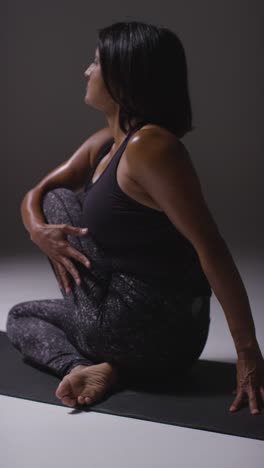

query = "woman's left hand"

[{"left": 229, "top": 354, "right": 264, "bottom": 415}]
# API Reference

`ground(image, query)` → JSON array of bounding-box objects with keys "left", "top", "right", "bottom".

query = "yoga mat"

[{"left": 0, "top": 331, "right": 263, "bottom": 440}]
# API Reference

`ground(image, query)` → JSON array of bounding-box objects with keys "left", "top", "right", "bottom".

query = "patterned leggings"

[{"left": 6, "top": 188, "right": 211, "bottom": 383}]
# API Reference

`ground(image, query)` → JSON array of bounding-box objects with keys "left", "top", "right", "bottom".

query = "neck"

[{"left": 104, "top": 108, "right": 142, "bottom": 150}]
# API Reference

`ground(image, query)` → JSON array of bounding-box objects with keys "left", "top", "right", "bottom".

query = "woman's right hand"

[{"left": 30, "top": 223, "right": 91, "bottom": 293}]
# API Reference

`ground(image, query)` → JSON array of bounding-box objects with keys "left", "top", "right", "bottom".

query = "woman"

[{"left": 6, "top": 21, "right": 264, "bottom": 414}]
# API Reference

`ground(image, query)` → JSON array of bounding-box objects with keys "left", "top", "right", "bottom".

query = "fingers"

[
  {"left": 65, "top": 244, "right": 91, "bottom": 269},
  {"left": 60, "top": 257, "right": 82, "bottom": 288},
  {"left": 56, "top": 262, "right": 72, "bottom": 294},
  {"left": 52, "top": 262, "right": 65, "bottom": 290},
  {"left": 60, "top": 225, "right": 91, "bottom": 269},
  {"left": 51, "top": 224, "right": 93, "bottom": 291},
  {"left": 248, "top": 386, "right": 260, "bottom": 415},
  {"left": 230, "top": 387, "right": 262, "bottom": 415},
  {"left": 229, "top": 390, "right": 246, "bottom": 412},
  {"left": 62, "top": 225, "right": 89, "bottom": 237}
]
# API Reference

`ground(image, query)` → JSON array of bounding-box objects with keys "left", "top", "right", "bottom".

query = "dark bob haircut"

[{"left": 96, "top": 21, "right": 194, "bottom": 139}]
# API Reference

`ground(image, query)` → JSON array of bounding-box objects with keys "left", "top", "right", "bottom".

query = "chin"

[{"left": 84, "top": 97, "right": 99, "bottom": 111}]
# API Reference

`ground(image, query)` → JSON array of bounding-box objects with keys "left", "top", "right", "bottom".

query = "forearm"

[
  {"left": 21, "top": 186, "right": 47, "bottom": 237},
  {"left": 199, "top": 241, "right": 262, "bottom": 358}
]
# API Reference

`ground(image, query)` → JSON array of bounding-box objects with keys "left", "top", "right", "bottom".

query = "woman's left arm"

[
  {"left": 126, "top": 131, "right": 264, "bottom": 414},
  {"left": 199, "top": 245, "right": 264, "bottom": 415},
  {"left": 199, "top": 243, "right": 261, "bottom": 358}
]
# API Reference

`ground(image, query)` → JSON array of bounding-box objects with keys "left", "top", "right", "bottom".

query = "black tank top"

[{"left": 80, "top": 122, "right": 211, "bottom": 297}]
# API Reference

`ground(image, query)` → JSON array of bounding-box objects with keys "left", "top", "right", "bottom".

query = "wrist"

[
  {"left": 236, "top": 339, "right": 262, "bottom": 359},
  {"left": 30, "top": 222, "right": 45, "bottom": 241}
]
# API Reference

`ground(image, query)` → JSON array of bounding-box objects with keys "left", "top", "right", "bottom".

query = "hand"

[
  {"left": 229, "top": 354, "right": 264, "bottom": 415},
  {"left": 30, "top": 223, "right": 91, "bottom": 292},
  {"left": 49, "top": 258, "right": 77, "bottom": 294}
]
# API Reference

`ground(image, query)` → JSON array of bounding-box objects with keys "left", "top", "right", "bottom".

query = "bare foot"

[{"left": 55, "top": 362, "right": 118, "bottom": 407}]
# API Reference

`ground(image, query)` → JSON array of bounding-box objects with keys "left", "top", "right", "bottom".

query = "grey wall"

[{"left": 5, "top": 0, "right": 264, "bottom": 256}]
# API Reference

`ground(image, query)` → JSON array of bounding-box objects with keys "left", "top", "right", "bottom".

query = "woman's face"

[{"left": 84, "top": 48, "right": 116, "bottom": 112}]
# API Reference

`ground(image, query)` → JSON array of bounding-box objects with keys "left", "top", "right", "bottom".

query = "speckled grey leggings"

[{"left": 6, "top": 188, "right": 211, "bottom": 383}]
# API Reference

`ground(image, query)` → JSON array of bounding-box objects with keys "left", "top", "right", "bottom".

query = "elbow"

[{"left": 196, "top": 233, "right": 229, "bottom": 264}]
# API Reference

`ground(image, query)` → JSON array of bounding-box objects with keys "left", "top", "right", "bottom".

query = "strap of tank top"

[
  {"left": 92, "top": 139, "right": 114, "bottom": 169},
  {"left": 92, "top": 120, "right": 146, "bottom": 168},
  {"left": 122, "top": 120, "right": 147, "bottom": 147},
  {"left": 83, "top": 139, "right": 114, "bottom": 191},
  {"left": 85, "top": 121, "right": 146, "bottom": 190}
]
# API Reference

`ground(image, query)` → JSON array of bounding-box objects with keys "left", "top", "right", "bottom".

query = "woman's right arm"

[
  {"left": 21, "top": 127, "right": 113, "bottom": 237},
  {"left": 20, "top": 127, "right": 113, "bottom": 293}
]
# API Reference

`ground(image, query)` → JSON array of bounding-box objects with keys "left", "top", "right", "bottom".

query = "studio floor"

[{"left": 1, "top": 251, "right": 263, "bottom": 468}]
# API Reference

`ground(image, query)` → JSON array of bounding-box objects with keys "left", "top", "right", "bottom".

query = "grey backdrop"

[{"left": 5, "top": 0, "right": 264, "bottom": 256}]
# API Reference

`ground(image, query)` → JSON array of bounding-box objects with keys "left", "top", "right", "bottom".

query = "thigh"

[
  {"left": 40, "top": 188, "right": 210, "bottom": 371},
  {"left": 89, "top": 272, "right": 194, "bottom": 370},
  {"left": 42, "top": 188, "right": 111, "bottom": 289},
  {"left": 7, "top": 296, "right": 100, "bottom": 360},
  {"left": 8, "top": 298, "right": 72, "bottom": 330}
]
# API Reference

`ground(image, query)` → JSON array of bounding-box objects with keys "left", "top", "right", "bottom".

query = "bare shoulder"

[
  {"left": 87, "top": 126, "right": 114, "bottom": 167},
  {"left": 126, "top": 123, "right": 192, "bottom": 169},
  {"left": 125, "top": 123, "right": 202, "bottom": 198}
]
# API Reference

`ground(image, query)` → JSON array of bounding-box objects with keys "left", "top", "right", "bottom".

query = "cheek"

[
  {"left": 89, "top": 74, "right": 104, "bottom": 91},
  {"left": 96, "top": 79, "right": 111, "bottom": 99},
  {"left": 86, "top": 74, "right": 113, "bottom": 104}
]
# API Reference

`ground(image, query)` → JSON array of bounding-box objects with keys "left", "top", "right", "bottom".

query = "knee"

[
  {"left": 6, "top": 302, "right": 29, "bottom": 333},
  {"left": 44, "top": 187, "right": 72, "bottom": 200},
  {"left": 42, "top": 188, "right": 73, "bottom": 216}
]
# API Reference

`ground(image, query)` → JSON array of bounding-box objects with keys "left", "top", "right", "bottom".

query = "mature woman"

[{"left": 6, "top": 21, "right": 264, "bottom": 414}]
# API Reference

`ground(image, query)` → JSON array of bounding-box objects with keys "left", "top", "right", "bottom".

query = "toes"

[
  {"left": 77, "top": 395, "right": 85, "bottom": 404},
  {"left": 62, "top": 396, "right": 76, "bottom": 407},
  {"left": 77, "top": 395, "right": 92, "bottom": 405},
  {"left": 56, "top": 377, "right": 77, "bottom": 407},
  {"left": 56, "top": 377, "right": 72, "bottom": 399}
]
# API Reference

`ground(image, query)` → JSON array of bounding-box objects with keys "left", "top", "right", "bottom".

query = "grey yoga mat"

[{"left": 0, "top": 331, "right": 263, "bottom": 440}]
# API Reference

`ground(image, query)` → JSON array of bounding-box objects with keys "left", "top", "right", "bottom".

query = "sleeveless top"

[{"left": 80, "top": 122, "right": 212, "bottom": 297}]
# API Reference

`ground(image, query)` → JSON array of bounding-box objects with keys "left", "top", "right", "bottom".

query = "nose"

[{"left": 84, "top": 63, "right": 94, "bottom": 79}]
